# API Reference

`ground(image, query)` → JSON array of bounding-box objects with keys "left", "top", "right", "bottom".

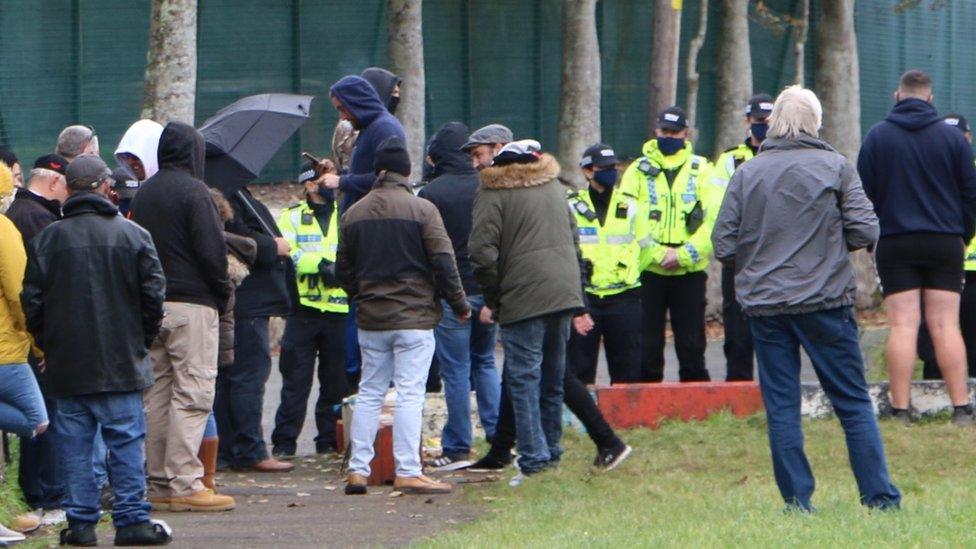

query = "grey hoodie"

[{"left": 712, "top": 135, "right": 879, "bottom": 316}]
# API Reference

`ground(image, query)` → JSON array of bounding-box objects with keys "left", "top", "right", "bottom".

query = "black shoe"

[
  {"left": 315, "top": 444, "right": 338, "bottom": 456},
  {"left": 886, "top": 408, "right": 912, "bottom": 425},
  {"left": 951, "top": 406, "right": 974, "bottom": 427},
  {"left": 272, "top": 447, "right": 297, "bottom": 460},
  {"left": 60, "top": 524, "right": 97, "bottom": 546},
  {"left": 114, "top": 520, "right": 172, "bottom": 546},
  {"left": 467, "top": 452, "right": 512, "bottom": 473},
  {"left": 593, "top": 443, "right": 633, "bottom": 471}
]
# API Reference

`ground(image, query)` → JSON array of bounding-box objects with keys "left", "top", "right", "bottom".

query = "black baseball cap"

[
  {"left": 657, "top": 106, "right": 689, "bottom": 131},
  {"left": 580, "top": 143, "right": 618, "bottom": 169},
  {"left": 298, "top": 161, "right": 318, "bottom": 184},
  {"left": 945, "top": 113, "right": 971, "bottom": 134},
  {"left": 746, "top": 94, "right": 775, "bottom": 119},
  {"left": 33, "top": 154, "right": 68, "bottom": 175}
]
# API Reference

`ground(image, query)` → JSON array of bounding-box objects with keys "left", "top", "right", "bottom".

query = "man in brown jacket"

[{"left": 337, "top": 137, "right": 470, "bottom": 495}]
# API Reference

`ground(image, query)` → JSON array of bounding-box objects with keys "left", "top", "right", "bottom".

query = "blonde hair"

[{"left": 768, "top": 85, "right": 823, "bottom": 139}]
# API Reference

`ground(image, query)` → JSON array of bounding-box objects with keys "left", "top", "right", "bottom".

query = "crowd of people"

[{"left": 0, "top": 66, "right": 973, "bottom": 544}]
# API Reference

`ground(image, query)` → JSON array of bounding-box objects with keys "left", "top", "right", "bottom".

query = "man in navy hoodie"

[
  {"left": 320, "top": 75, "right": 406, "bottom": 213},
  {"left": 858, "top": 69, "right": 976, "bottom": 426}
]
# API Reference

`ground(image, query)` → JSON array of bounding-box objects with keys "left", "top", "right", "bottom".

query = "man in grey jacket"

[{"left": 713, "top": 86, "right": 900, "bottom": 513}]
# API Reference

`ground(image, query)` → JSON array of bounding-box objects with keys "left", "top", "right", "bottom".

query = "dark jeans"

[
  {"left": 919, "top": 273, "right": 976, "bottom": 379},
  {"left": 55, "top": 391, "right": 151, "bottom": 528},
  {"left": 722, "top": 264, "right": 754, "bottom": 381},
  {"left": 215, "top": 316, "right": 272, "bottom": 467},
  {"left": 568, "top": 289, "right": 642, "bottom": 384},
  {"left": 272, "top": 312, "right": 349, "bottom": 454},
  {"left": 751, "top": 308, "right": 901, "bottom": 511},
  {"left": 489, "top": 314, "right": 621, "bottom": 458},
  {"left": 19, "top": 364, "right": 65, "bottom": 511},
  {"left": 501, "top": 313, "right": 570, "bottom": 474},
  {"left": 640, "top": 271, "right": 710, "bottom": 382}
]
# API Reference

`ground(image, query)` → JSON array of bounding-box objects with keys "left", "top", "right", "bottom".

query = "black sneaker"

[
  {"left": 951, "top": 406, "right": 974, "bottom": 427},
  {"left": 114, "top": 520, "right": 172, "bottom": 546},
  {"left": 426, "top": 453, "right": 473, "bottom": 472},
  {"left": 59, "top": 524, "right": 97, "bottom": 546},
  {"left": 272, "top": 447, "right": 297, "bottom": 460},
  {"left": 467, "top": 452, "right": 512, "bottom": 473},
  {"left": 886, "top": 408, "right": 912, "bottom": 425},
  {"left": 593, "top": 444, "right": 632, "bottom": 471}
]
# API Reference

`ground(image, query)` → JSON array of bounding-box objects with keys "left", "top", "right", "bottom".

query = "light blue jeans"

[
  {"left": 0, "top": 363, "right": 48, "bottom": 437},
  {"left": 349, "top": 329, "right": 434, "bottom": 478}
]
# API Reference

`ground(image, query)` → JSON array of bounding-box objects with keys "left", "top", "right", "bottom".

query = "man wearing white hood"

[{"left": 115, "top": 120, "right": 163, "bottom": 182}]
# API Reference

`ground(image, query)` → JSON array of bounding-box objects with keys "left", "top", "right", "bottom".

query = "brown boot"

[
  {"left": 168, "top": 489, "right": 236, "bottom": 512},
  {"left": 198, "top": 436, "right": 219, "bottom": 491},
  {"left": 345, "top": 473, "right": 368, "bottom": 495},
  {"left": 394, "top": 475, "right": 453, "bottom": 495}
]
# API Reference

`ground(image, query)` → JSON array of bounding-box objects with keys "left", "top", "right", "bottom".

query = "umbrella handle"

[{"left": 236, "top": 189, "right": 276, "bottom": 237}]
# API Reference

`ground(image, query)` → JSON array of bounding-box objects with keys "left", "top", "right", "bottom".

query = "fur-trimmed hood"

[{"left": 479, "top": 153, "right": 560, "bottom": 190}]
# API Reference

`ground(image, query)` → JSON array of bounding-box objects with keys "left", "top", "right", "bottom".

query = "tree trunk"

[
  {"left": 557, "top": 0, "right": 601, "bottom": 188},
  {"left": 648, "top": 0, "right": 681, "bottom": 132},
  {"left": 794, "top": 0, "right": 810, "bottom": 86},
  {"left": 142, "top": 0, "right": 197, "bottom": 124},
  {"left": 714, "top": 0, "right": 752, "bottom": 152},
  {"left": 684, "top": 0, "right": 708, "bottom": 136},
  {"left": 387, "top": 0, "right": 426, "bottom": 180},
  {"left": 816, "top": 0, "right": 876, "bottom": 308}
]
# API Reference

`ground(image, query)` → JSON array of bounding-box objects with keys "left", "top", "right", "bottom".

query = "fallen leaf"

[
  {"left": 424, "top": 498, "right": 434, "bottom": 504},
  {"left": 296, "top": 492, "right": 311, "bottom": 497},
  {"left": 409, "top": 514, "right": 423, "bottom": 519},
  {"left": 735, "top": 475, "right": 749, "bottom": 485},
  {"left": 257, "top": 499, "right": 269, "bottom": 504},
  {"left": 386, "top": 510, "right": 397, "bottom": 514},
  {"left": 324, "top": 485, "right": 337, "bottom": 491},
  {"left": 446, "top": 519, "right": 458, "bottom": 525},
  {"left": 388, "top": 491, "right": 403, "bottom": 498},
  {"left": 482, "top": 496, "right": 497, "bottom": 501},
  {"left": 287, "top": 502, "right": 306, "bottom": 508}
]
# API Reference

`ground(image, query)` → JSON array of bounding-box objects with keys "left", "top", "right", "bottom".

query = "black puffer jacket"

[
  {"left": 131, "top": 122, "right": 232, "bottom": 312},
  {"left": 22, "top": 193, "right": 166, "bottom": 398}
]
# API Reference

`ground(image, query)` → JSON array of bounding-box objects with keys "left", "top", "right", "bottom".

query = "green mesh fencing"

[{"left": 0, "top": 0, "right": 972, "bottom": 182}]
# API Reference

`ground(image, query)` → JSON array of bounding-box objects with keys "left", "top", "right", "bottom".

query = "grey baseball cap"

[
  {"left": 460, "top": 124, "right": 513, "bottom": 151},
  {"left": 66, "top": 154, "right": 113, "bottom": 190}
]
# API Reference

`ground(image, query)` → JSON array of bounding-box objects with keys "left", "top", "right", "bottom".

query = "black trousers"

[
  {"left": 215, "top": 316, "right": 272, "bottom": 467},
  {"left": 568, "top": 289, "right": 642, "bottom": 384},
  {"left": 919, "top": 273, "right": 976, "bottom": 379},
  {"left": 722, "top": 264, "right": 755, "bottom": 381},
  {"left": 271, "top": 312, "right": 349, "bottom": 453},
  {"left": 487, "top": 339, "right": 622, "bottom": 457},
  {"left": 640, "top": 271, "right": 710, "bottom": 382}
]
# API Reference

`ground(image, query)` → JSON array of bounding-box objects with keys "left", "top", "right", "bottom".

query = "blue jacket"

[
  {"left": 330, "top": 76, "right": 406, "bottom": 212},
  {"left": 858, "top": 98, "right": 976, "bottom": 241}
]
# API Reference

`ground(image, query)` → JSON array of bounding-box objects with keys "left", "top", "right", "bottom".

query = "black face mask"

[{"left": 387, "top": 95, "right": 400, "bottom": 115}]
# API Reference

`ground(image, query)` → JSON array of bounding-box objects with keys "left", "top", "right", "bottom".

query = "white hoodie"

[{"left": 114, "top": 119, "right": 164, "bottom": 180}]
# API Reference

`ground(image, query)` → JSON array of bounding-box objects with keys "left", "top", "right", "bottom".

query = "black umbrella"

[{"left": 200, "top": 93, "right": 314, "bottom": 197}]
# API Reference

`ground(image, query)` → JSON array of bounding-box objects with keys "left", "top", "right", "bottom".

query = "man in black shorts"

[{"left": 858, "top": 70, "right": 976, "bottom": 425}]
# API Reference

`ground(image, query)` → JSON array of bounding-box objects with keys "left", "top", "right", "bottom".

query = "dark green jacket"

[{"left": 470, "top": 153, "right": 584, "bottom": 325}]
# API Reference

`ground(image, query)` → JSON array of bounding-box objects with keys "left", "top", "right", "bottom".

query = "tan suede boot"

[
  {"left": 393, "top": 475, "right": 453, "bottom": 494},
  {"left": 168, "top": 489, "right": 235, "bottom": 512},
  {"left": 198, "top": 436, "right": 219, "bottom": 491}
]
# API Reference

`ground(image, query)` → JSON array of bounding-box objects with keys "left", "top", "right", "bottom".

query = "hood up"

[
  {"left": 157, "top": 121, "right": 206, "bottom": 179},
  {"left": 330, "top": 76, "right": 388, "bottom": 129},
  {"left": 479, "top": 153, "right": 560, "bottom": 190},
  {"left": 114, "top": 119, "right": 164, "bottom": 180},
  {"left": 428, "top": 122, "right": 475, "bottom": 177},
  {"left": 885, "top": 98, "right": 942, "bottom": 132},
  {"left": 361, "top": 67, "right": 401, "bottom": 113}
]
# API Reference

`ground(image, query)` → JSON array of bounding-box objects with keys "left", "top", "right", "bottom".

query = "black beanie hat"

[{"left": 374, "top": 136, "right": 411, "bottom": 176}]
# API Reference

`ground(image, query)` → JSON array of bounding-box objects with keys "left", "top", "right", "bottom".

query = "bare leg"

[
  {"left": 923, "top": 289, "right": 971, "bottom": 406},
  {"left": 884, "top": 290, "right": 922, "bottom": 409}
]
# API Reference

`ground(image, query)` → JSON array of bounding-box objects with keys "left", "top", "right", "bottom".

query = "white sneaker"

[
  {"left": 0, "top": 523, "right": 26, "bottom": 543},
  {"left": 40, "top": 509, "right": 67, "bottom": 526},
  {"left": 508, "top": 473, "right": 527, "bottom": 487}
]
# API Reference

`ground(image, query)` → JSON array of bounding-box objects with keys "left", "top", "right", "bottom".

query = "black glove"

[{"left": 319, "top": 258, "right": 340, "bottom": 286}]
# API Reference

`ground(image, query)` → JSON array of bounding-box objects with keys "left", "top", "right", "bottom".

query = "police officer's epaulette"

[
  {"left": 287, "top": 201, "right": 303, "bottom": 209},
  {"left": 566, "top": 189, "right": 581, "bottom": 199},
  {"left": 637, "top": 157, "right": 661, "bottom": 177}
]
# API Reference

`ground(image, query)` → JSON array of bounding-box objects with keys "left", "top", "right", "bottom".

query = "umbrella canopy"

[{"left": 200, "top": 93, "right": 313, "bottom": 194}]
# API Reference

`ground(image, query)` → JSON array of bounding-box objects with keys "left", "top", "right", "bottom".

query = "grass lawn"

[{"left": 423, "top": 413, "right": 976, "bottom": 548}]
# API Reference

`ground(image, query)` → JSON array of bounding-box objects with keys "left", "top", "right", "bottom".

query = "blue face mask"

[
  {"left": 593, "top": 168, "right": 618, "bottom": 189},
  {"left": 657, "top": 136, "right": 685, "bottom": 156},
  {"left": 750, "top": 122, "right": 769, "bottom": 143}
]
